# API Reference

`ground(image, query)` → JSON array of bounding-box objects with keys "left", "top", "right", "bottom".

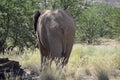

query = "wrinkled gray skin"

[{"left": 33, "top": 9, "right": 75, "bottom": 69}]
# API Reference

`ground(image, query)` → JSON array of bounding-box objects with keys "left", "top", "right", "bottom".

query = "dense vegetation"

[{"left": 0, "top": 0, "right": 120, "bottom": 53}]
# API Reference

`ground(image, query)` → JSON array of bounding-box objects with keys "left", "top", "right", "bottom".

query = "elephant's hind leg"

[{"left": 39, "top": 41, "right": 50, "bottom": 71}]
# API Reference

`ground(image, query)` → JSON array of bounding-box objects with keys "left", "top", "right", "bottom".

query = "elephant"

[{"left": 33, "top": 9, "right": 75, "bottom": 69}]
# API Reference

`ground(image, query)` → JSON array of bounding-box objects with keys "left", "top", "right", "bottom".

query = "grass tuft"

[{"left": 95, "top": 67, "right": 109, "bottom": 80}]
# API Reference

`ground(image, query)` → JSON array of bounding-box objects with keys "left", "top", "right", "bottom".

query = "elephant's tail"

[{"left": 33, "top": 11, "right": 41, "bottom": 32}]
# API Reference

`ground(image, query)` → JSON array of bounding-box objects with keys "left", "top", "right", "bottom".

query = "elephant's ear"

[{"left": 33, "top": 11, "right": 41, "bottom": 32}]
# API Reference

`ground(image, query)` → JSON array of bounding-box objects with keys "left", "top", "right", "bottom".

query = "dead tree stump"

[{"left": 0, "top": 58, "right": 24, "bottom": 79}]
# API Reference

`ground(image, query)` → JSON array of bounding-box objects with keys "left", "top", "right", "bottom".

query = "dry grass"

[{"left": 0, "top": 42, "right": 120, "bottom": 80}]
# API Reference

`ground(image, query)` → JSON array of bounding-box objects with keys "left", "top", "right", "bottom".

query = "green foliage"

[
  {"left": 75, "top": 3, "right": 120, "bottom": 43},
  {"left": 107, "top": 7, "right": 120, "bottom": 38},
  {"left": 0, "top": 0, "right": 40, "bottom": 52}
]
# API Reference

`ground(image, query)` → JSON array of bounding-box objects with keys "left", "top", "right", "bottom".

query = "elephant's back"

[
  {"left": 40, "top": 9, "right": 75, "bottom": 29},
  {"left": 40, "top": 9, "right": 75, "bottom": 42}
]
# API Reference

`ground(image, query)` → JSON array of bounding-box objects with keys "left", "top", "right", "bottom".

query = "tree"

[
  {"left": 0, "top": 0, "right": 40, "bottom": 53},
  {"left": 107, "top": 7, "right": 120, "bottom": 38},
  {"left": 75, "top": 3, "right": 120, "bottom": 44}
]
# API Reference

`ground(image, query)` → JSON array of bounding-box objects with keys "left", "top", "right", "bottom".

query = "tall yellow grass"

[{"left": 0, "top": 44, "right": 120, "bottom": 80}]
